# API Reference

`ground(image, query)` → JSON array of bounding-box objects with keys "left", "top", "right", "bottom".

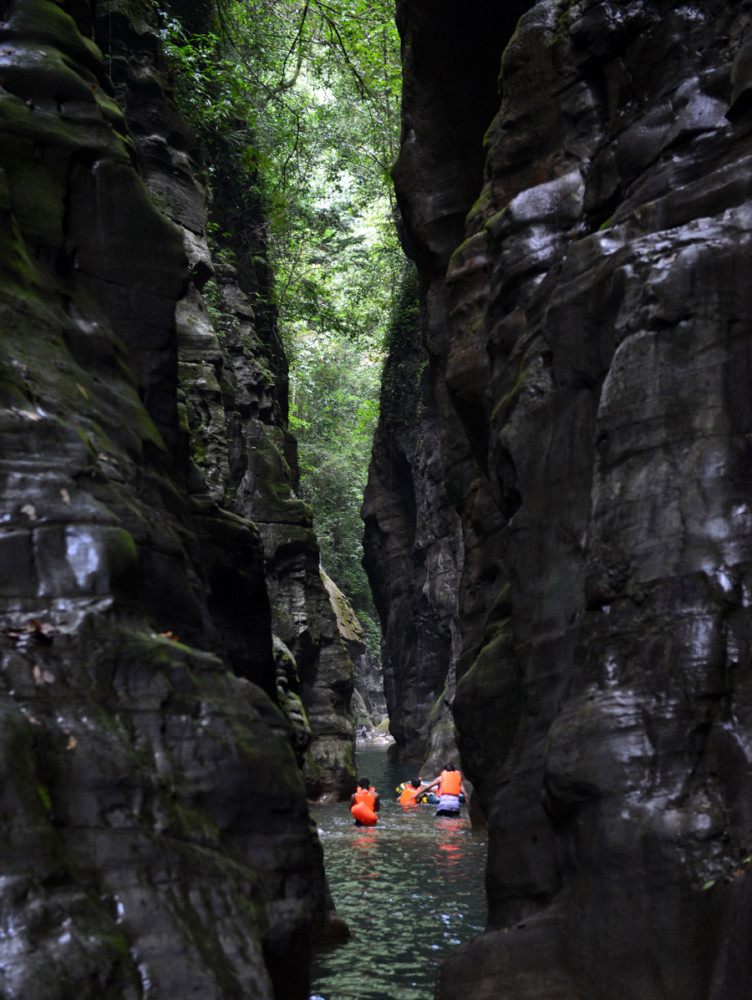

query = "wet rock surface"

[
  {"left": 321, "top": 567, "right": 385, "bottom": 730},
  {"left": 391, "top": 0, "right": 752, "bottom": 996},
  {"left": 362, "top": 270, "right": 463, "bottom": 769},
  {"left": 93, "top": 0, "right": 356, "bottom": 802},
  {"left": 0, "top": 0, "right": 351, "bottom": 996}
]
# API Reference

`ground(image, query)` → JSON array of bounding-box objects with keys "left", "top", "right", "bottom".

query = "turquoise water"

[{"left": 309, "top": 745, "right": 487, "bottom": 1000}]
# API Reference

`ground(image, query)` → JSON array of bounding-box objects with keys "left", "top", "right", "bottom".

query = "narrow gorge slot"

[{"left": 2, "top": 1, "right": 752, "bottom": 999}]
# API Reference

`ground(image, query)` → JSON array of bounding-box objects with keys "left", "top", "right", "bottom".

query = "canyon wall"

[
  {"left": 362, "top": 268, "right": 463, "bottom": 768},
  {"left": 96, "top": 0, "right": 356, "bottom": 803},
  {"left": 0, "top": 0, "right": 353, "bottom": 996},
  {"left": 389, "top": 0, "right": 752, "bottom": 996}
]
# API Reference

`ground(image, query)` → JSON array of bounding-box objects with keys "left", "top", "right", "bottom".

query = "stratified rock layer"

[
  {"left": 0, "top": 0, "right": 346, "bottom": 996},
  {"left": 93, "top": 0, "right": 356, "bottom": 801},
  {"left": 392, "top": 0, "right": 752, "bottom": 996}
]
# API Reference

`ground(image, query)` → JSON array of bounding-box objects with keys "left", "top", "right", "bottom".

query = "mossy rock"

[{"left": 351, "top": 689, "right": 375, "bottom": 727}]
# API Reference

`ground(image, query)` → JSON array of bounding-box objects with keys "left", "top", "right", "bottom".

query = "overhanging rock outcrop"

[
  {"left": 392, "top": 0, "right": 752, "bottom": 996},
  {"left": 0, "top": 1, "right": 350, "bottom": 996}
]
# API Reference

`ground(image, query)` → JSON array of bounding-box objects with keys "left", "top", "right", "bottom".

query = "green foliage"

[
  {"left": 157, "top": 0, "right": 402, "bottom": 338},
  {"left": 358, "top": 610, "right": 381, "bottom": 654},
  {"left": 290, "top": 330, "right": 382, "bottom": 620},
  {"left": 35, "top": 780, "right": 52, "bottom": 814},
  {"left": 202, "top": 279, "right": 229, "bottom": 338},
  {"left": 384, "top": 264, "right": 421, "bottom": 355},
  {"left": 380, "top": 264, "right": 422, "bottom": 420}
]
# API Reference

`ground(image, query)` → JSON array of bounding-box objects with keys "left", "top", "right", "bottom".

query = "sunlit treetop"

[{"left": 158, "top": 0, "right": 402, "bottom": 344}]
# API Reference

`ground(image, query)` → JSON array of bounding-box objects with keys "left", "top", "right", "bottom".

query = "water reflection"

[{"left": 310, "top": 746, "right": 487, "bottom": 1000}]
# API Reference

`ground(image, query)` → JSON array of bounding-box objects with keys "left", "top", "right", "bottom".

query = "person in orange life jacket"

[
  {"left": 414, "top": 763, "right": 468, "bottom": 816},
  {"left": 398, "top": 777, "right": 426, "bottom": 805},
  {"left": 350, "top": 777, "right": 380, "bottom": 826}
]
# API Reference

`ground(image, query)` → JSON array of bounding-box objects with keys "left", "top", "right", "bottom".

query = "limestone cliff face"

[
  {"left": 0, "top": 1, "right": 349, "bottom": 997},
  {"left": 320, "top": 567, "right": 385, "bottom": 728},
  {"left": 94, "top": 0, "right": 355, "bottom": 801},
  {"left": 393, "top": 0, "right": 752, "bottom": 996},
  {"left": 362, "top": 270, "right": 463, "bottom": 767}
]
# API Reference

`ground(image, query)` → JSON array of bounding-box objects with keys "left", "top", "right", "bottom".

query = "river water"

[{"left": 309, "top": 744, "right": 487, "bottom": 1000}]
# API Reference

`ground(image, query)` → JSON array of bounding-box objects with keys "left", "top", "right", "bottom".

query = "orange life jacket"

[
  {"left": 353, "top": 787, "right": 376, "bottom": 810},
  {"left": 399, "top": 784, "right": 421, "bottom": 805},
  {"left": 351, "top": 786, "right": 378, "bottom": 825},
  {"left": 440, "top": 770, "right": 461, "bottom": 797}
]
